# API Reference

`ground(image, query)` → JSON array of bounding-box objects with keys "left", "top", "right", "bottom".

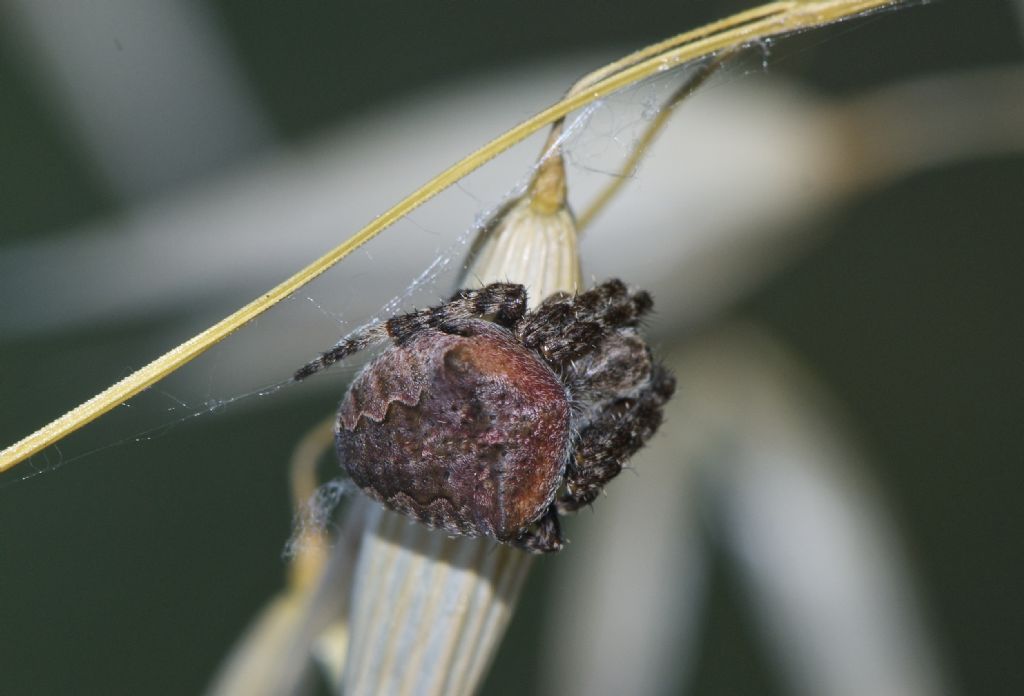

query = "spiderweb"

[{"left": 0, "top": 55, "right": 741, "bottom": 495}]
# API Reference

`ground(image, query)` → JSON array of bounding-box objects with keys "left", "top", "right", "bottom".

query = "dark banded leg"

[
  {"left": 516, "top": 279, "right": 654, "bottom": 368},
  {"left": 294, "top": 283, "right": 529, "bottom": 381},
  {"left": 556, "top": 364, "right": 675, "bottom": 513},
  {"left": 512, "top": 505, "right": 564, "bottom": 554}
]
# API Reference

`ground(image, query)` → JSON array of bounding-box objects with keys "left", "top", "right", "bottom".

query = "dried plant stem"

[
  {"left": 286, "top": 416, "right": 336, "bottom": 589},
  {"left": 576, "top": 54, "right": 728, "bottom": 232},
  {"left": 341, "top": 114, "right": 582, "bottom": 694},
  {"left": 1, "top": 0, "right": 907, "bottom": 473},
  {"left": 343, "top": 508, "right": 534, "bottom": 695}
]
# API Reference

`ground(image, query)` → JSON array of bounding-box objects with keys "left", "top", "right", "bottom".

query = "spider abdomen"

[{"left": 336, "top": 319, "right": 571, "bottom": 542}]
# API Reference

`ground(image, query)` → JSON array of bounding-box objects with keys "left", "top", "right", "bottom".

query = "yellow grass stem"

[
  {"left": 576, "top": 54, "right": 728, "bottom": 233},
  {"left": 0, "top": 0, "right": 906, "bottom": 473}
]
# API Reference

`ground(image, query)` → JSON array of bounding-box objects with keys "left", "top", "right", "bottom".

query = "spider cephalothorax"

[{"left": 294, "top": 279, "right": 675, "bottom": 553}]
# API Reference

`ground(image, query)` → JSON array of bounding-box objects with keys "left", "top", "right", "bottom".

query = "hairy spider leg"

[
  {"left": 293, "top": 283, "right": 529, "bottom": 381},
  {"left": 516, "top": 279, "right": 654, "bottom": 368},
  {"left": 556, "top": 363, "right": 675, "bottom": 513},
  {"left": 512, "top": 505, "right": 564, "bottom": 554}
]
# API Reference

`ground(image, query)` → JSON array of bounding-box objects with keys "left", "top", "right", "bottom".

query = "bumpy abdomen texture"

[{"left": 336, "top": 320, "right": 570, "bottom": 542}]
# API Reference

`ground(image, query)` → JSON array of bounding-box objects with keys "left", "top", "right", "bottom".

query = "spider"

[{"left": 294, "top": 279, "right": 675, "bottom": 553}]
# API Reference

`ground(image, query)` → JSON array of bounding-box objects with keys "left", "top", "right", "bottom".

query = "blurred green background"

[{"left": 1, "top": 1, "right": 1022, "bottom": 694}]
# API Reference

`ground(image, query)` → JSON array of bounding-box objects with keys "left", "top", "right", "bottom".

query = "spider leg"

[
  {"left": 511, "top": 505, "right": 564, "bottom": 554},
  {"left": 293, "top": 323, "right": 391, "bottom": 381},
  {"left": 293, "top": 283, "right": 528, "bottom": 381},
  {"left": 443, "top": 283, "right": 529, "bottom": 329},
  {"left": 556, "top": 364, "right": 675, "bottom": 513},
  {"left": 516, "top": 279, "right": 653, "bottom": 369}
]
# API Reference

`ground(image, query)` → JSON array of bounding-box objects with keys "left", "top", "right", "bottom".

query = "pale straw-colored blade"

[{"left": 340, "top": 140, "right": 580, "bottom": 695}]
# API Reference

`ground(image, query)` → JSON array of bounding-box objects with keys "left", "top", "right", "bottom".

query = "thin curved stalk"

[
  {"left": 1, "top": 0, "right": 907, "bottom": 473},
  {"left": 576, "top": 54, "right": 728, "bottom": 233}
]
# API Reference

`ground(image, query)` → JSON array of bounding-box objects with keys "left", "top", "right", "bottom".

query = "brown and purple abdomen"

[{"left": 336, "top": 320, "right": 570, "bottom": 542}]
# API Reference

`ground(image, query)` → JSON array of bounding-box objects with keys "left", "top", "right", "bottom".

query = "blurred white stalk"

[
  {"left": 340, "top": 134, "right": 581, "bottom": 695},
  {"left": 3, "top": 63, "right": 1020, "bottom": 362},
  {"left": 207, "top": 419, "right": 364, "bottom": 696},
  {"left": 210, "top": 135, "right": 582, "bottom": 695},
  {"left": 1, "top": 0, "right": 272, "bottom": 199},
  {"left": 542, "top": 323, "right": 948, "bottom": 696}
]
